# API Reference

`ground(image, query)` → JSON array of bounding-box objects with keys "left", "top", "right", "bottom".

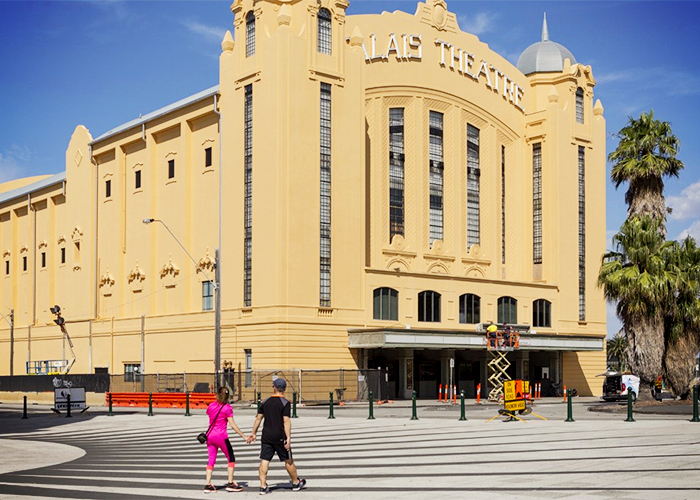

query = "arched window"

[
  {"left": 246, "top": 11, "right": 256, "bottom": 57},
  {"left": 575, "top": 87, "right": 584, "bottom": 124},
  {"left": 418, "top": 291, "right": 441, "bottom": 322},
  {"left": 497, "top": 296, "right": 517, "bottom": 324},
  {"left": 459, "top": 293, "right": 480, "bottom": 324},
  {"left": 533, "top": 299, "right": 551, "bottom": 327},
  {"left": 373, "top": 287, "right": 398, "bottom": 320},
  {"left": 318, "top": 8, "right": 332, "bottom": 54}
]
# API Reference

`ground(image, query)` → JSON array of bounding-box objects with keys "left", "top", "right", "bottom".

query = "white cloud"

[
  {"left": 676, "top": 220, "right": 700, "bottom": 241},
  {"left": 182, "top": 20, "right": 226, "bottom": 42},
  {"left": 596, "top": 66, "right": 700, "bottom": 97},
  {"left": 668, "top": 180, "right": 700, "bottom": 220},
  {"left": 457, "top": 12, "right": 496, "bottom": 36}
]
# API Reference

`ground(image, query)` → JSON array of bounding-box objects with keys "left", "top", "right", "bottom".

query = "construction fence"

[{"left": 109, "top": 368, "right": 388, "bottom": 404}]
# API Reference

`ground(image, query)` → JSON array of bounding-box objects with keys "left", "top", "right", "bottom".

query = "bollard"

[
  {"left": 459, "top": 390, "right": 466, "bottom": 421},
  {"left": 22, "top": 395, "right": 28, "bottom": 419},
  {"left": 66, "top": 394, "right": 72, "bottom": 418},
  {"left": 328, "top": 391, "right": 335, "bottom": 419},
  {"left": 453, "top": 385, "right": 457, "bottom": 404},
  {"left": 292, "top": 391, "right": 298, "bottom": 418},
  {"left": 476, "top": 383, "right": 481, "bottom": 404},
  {"left": 147, "top": 392, "right": 154, "bottom": 417},
  {"left": 184, "top": 391, "right": 191, "bottom": 417},
  {"left": 257, "top": 391, "right": 262, "bottom": 412},
  {"left": 107, "top": 392, "right": 114, "bottom": 416},
  {"left": 691, "top": 385, "right": 699, "bottom": 423},
  {"left": 368, "top": 390, "right": 375, "bottom": 420},
  {"left": 625, "top": 389, "right": 635, "bottom": 422},
  {"left": 438, "top": 384, "right": 442, "bottom": 402},
  {"left": 563, "top": 384, "right": 567, "bottom": 403},
  {"left": 410, "top": 390, "right": 418, "bottom": 420},
  {"left": 565, "top": 389, "right": 574, "bottom": 422}
]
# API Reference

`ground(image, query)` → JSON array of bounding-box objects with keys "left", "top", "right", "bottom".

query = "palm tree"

[
  {"left": 609, "top": 110, "right": 684, "bottom": 237},
  {"left": 606, "top": 332, "right": 628, "bottom": 372},
  {"left": 598, "top": 216, "right": 676, "bottom": 399},
  {"left": 662, "top": 237, "right": 700, "bottom": 397}
]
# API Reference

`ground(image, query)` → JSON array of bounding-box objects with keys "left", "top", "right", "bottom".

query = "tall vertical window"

[
  {"left": 576, "top": 87, "right": 584, "bottom": 124},
  {"left": 105, "top": 179, "right": 111, "bottom": 198},
  {"left": 533, "top": 299, "right": 551, "bottom": 328},
  {"left": 61, "top": 247, "right": 66, "bottom": 264},
  {"left": 202, "top": 281, "right": 214, "bottom": 311},
  {"left": 373, "top": 287, "right": 398, "bottom": 320},
  {"left": 418, "top": 291, "right": 441, "bottom": 322},
  {"left": 135, "top": 170, "right": 142, "bottom": 189},
  {"left": 168, "top": 159, "right": 175, "bottom": 179},
  {"left": 41, "top": 252, "right": 46, "bottom": 268},
  {"left": 317, "top": 8, "right": 332, "bottom": 54},
  {"left": 501, "top": 145, "right": 506, "bottom": 264},
  {"left": 429, "top": 111, "right": 444, "bottom": 243},
  {"left": 205, "top": 147, "right": 212, "bottom": 168},
  {"left": 244, "top": 84, "right": 253, "bottom": 307},
  {"left": 578, "top": 146, "right": 586, "bottom": 320},
  {"left": 467, "top": 124, "right": 480, "bottom": 247},
  {"left": 497, "top": 296, "right": 517, "bottom": 324},
  {"left": 459, "top": 293, "right": 480, "bottom": 324},
  {"left": 389, "top": 108, "right": 405, "bottom": 240},
  {"left": 5, "top": 260, "right": 9, "bottom": 275},
  {"left": 320, "top": 82, "right": 332, "bottom": 307},
  {"left": 533, "top": 143, "right": 542, "bottom": 264},
  {"left": 245, "top": 11, "right": 256, "bottom": 57},
  {"left": 23, "top": 256, "right": 27, "bottom": 272}
]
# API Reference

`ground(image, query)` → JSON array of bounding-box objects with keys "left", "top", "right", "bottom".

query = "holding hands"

[{"left": 245, "top": 433, "right": 256, "bottom": 444}]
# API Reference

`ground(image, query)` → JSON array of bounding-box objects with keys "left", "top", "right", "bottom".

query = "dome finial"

[{"left": 542, "top": 13, "right": 549, "bottom": 42}]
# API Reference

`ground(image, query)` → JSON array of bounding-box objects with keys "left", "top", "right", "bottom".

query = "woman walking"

[{"left": 204, "top": 386, "right": 248, "bottom": 493}]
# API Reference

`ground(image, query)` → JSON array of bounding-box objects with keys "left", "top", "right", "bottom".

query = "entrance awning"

[{"left": 348, "top": 327, "right": 604, "bottom": 352}]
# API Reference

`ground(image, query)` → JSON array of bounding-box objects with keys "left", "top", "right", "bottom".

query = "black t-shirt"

[{"left": 259, "top": 395, "right": 290, "bottom": 444}]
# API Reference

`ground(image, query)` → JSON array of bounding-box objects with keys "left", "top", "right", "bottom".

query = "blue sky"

[{"left": 2, "top": 1, "right": 700, "bottom": 336}]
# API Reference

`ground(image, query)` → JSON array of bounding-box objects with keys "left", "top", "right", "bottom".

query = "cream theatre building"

[{"left": 0, "top": 0, "right": 607, "bottom": 397}]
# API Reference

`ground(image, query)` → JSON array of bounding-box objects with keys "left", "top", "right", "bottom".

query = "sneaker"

[
  {"left": 259, "top": 486, "right": 269, "bottom": 495},
  {"left": 226, "top": 482, "right": 243, "bottom": 492},
  {"left": 204, "top": 484, "right": 217, "bottom": 493},
  {"left": 292, "top": 479, "right": 307, "bottom": 491}
]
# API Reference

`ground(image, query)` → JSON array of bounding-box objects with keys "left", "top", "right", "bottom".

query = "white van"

[{"left": 601, "top": 372, "right": 640, "bottom": 402}]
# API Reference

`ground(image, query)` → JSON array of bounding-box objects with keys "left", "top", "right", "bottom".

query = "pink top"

[{"left": 206, "top": 402, "right": 233, "bottom": 435}]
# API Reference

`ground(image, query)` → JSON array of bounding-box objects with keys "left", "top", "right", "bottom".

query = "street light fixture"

[{"left": 143, "top": 218, "right": 221, "bottom": 389}]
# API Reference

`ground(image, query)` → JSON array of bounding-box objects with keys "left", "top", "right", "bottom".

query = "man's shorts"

[{"left": 260, "top": 441, "right": 291, "bottom": 462}]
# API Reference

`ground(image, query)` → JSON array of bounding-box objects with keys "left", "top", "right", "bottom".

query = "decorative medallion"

[
  {"left": 431, "top": 0, "right": 448, "bottom": 30},
  {"left": 432, "top": 239, "right": 444, "bottom": 256},
  {"left": 391, "top": 234, "right": 406, "bottom": 251}
]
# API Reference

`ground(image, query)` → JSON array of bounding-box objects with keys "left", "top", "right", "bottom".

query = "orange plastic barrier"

[
  {"left": 438, "top": 384, "right": 442, "bottom": 402},
  {"left": 106, "top": 392, "right": 216, "bottom": 409},
  {"left": 476, "top": 383, "right": 481, "bottom": 404},
  {"left": 563, "top": 385, "right": 567, "bottom": 402}
]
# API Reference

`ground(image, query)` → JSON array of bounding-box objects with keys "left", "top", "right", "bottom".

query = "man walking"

[{"left": 248, "top": 378, "right": 306, "bottom": 495}]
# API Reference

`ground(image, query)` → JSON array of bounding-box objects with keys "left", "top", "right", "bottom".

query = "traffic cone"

[{"left": 563, "top": 384, "right": 567, "bottom": 402}]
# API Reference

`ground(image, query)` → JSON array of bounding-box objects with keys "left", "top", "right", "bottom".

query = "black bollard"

[
  {"left": 691, "top": 385, "right": 699, "bottom": 423},
  {"left": 257, "top": 391, "right": 262, "bottom": 412},
  {"left": 66, "top": 394, "right": 72, "bottom": 418},
  {"left": 291, "top": 391, "right": 298, "bottom": 418},
  {"left": 22, "top": 395, "right": 28, "bottom": 419},
  {"left": 624, "top": 389, "right": 635, "bottom": 422},
  {"left": 147, "top": 392, "right": 154, "bottom": 417},
  {"left": 368, "top": 390, "right": 375, "bottom": 420},
  {"left": 107, "top": 392, "right": 114, "bottom": 416},
  {"left": 184, "top": 391, "right": 191, "bottom": 417},
  {"left": 565, "top": 389, "right": 575, "bottom": 422},
  {"left": 459, "top": 390, "right": 466, "bottom": 421},
  {"left": 328, "top": 391, "right": 335, "bottom": 419},
  {"left": 410, "top": 390, "right": 418, "bottom": 420}
]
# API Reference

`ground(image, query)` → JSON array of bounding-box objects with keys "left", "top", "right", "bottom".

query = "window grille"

[
  {"left": 373, "top": 287, "right": 398, "bottom": 320},
  {"left": 578, "top": 146, "right": 586, "bottom": 320},
  {"left": 320, "top": 82, "right": 332, "bottom": 307},
  {"left": 317, "top": 8, "right": 332, "bottom": 55},
  {"left": 533, "top": 143, "right": 542, "bottom": 264},
  {"left": 429, "top": 111, "right": 444, "bottom": 243},
  {"left": 533, "top": 299, "right": 551, "bottom": 327},
  {"left": 389, "top": 108, "right": 405, "bottom": 240},
  {"left": 418, "top": 290, "right": 441, "bottom": 322},
  {"left": 497, "top": 296, "right": 517, "bottom": 324},
  {"left": 246, "top": 11, "right": 255, "bottom": 57},
  {"left": 244, "top": 84, "right": 253, "bottom": 306},
  {"left": 576, "top": 87, "right": 584, "bottom": 124},
  {"left": 467, "top": 124, "right": 480, "bottom": 247},
  {"left": 459, "top": 293, "right": 480, "bottom": 324}
]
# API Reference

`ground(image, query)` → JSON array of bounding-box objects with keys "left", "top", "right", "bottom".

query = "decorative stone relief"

[
  {"left": 387, "top": 257, "right": 410, "bottom": 273},
  {"left": 2, "top": 249, "right": 9, "bottom": 258},
  {"left": 20, "top": 245, "right": 28, "bottom": 254},
  {"left": 198, "top": 249, "right": 216, "bottom": 274},
  {"left": 74, "top": 149, "right": 83, "bottom": 167},
  {"left": 221, "top": 30, "right": 234, "bottom": 52},
  {"left": 391, "top": 234, "right": 405, "bottom": 251},
  {"left": 432, "top": 239, "right": 445, "bottom": 256},
  {"left": 431, "top": 0, "right": 448, "bottom": 30},
  {"left": 38, "top": 240, "right": 48, "bottom": 249},
  {"left": 427, "top": 261, "right": 449, "bottom": 274},
  {"left": 100, "top": 268, "right": 115, "bottom": 296},
  {"left": 465, "top": 265, "right": 485, "bottom": 278},
  {"left": 160, "top": 256, "right": 180, "bottom": 288},
  {"left": 128, "top": 262, "right": 146, "bottom": 292},
  {"left": 71, "top": 226, "right": 83, "bottom": 243},
  {"left": 57, "top": 235, "right": 66, "bottom": 245}
]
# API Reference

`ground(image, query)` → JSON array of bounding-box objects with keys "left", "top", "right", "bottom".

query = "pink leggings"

[{"left": 206, "top": 432, "right": 236, "bottom": 469}]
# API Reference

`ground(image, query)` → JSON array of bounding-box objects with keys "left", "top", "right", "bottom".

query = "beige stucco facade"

[{"left": 0, "top": 0, "right": 607, "bottom": 396}]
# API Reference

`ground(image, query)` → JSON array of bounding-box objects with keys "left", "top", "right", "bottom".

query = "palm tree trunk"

[
  {"left": 663, "top": 331, "right": 700, "bottom": 399},
  {"left": 625, "top": 313, "right": 665, "bottom": 400}
]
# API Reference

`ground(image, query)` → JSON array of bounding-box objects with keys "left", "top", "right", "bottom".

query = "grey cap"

[
  {"left": 273, "top": 378, "right": 287, "bottom": 391},
  {"left": 517, "top": 13, "right": 577, "bottom": 75}
]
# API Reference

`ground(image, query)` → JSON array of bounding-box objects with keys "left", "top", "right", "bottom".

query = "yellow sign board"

[
  {"left": 505, "top": 399, "right": 526, "bottom": 411},
  {"left": 503, "top": 379, "right": 528, "bottom": 412}
]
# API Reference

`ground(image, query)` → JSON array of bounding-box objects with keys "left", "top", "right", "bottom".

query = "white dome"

[{"left": 516, "top": 14, "right": 577, "bottom": 76}]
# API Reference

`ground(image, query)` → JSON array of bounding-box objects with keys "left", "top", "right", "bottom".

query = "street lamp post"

[{"left": 143, "top": 218, "right": 221, "bottom": 389}]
